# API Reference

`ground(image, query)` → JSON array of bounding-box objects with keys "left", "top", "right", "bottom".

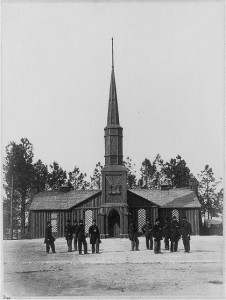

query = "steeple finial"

[{"left": 112, "top": 38, "right": 114, "bottom": 68}]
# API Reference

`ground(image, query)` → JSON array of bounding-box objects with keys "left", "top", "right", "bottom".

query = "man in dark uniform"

[
  {"left": 170, "top": 216, "right": 180, "bottom": 252},
  {"left": 77, "top": 219, "right": 88, "bottom": 255},
  {"left": 65, "top": 219, "right": 73, "bottom": 252},
  {"left": 142, "top": 219, "right": 153, "bottom": 250},
  {"left": 89, "top": 219, "right": 100, "bottom": 254},
  {"left": 72, "top": 220, "right": 79, "bottom": 251},
  {"left": 129, "top": 220, "right": 139, "bottom": 251},
  {"left": 153, "top": 218, "right": 162, "bottom": 254},
  {"left": 162, "top": 218, "right": 170, "bottom": 250},
  {"left": 181, "top": 216, "right": 192, "bottom": 253},
  {"left": 44, "top": 221, "right": 56, "bottom": 254}
]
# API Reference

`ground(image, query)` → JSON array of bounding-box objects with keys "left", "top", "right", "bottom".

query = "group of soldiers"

[
  {"left": 44, "top": 219, "right": 100, "bottom": 255},
  {"left": 44, "top": 216, "right": 192, "bottom": 255},
  {"left": 129, "top": 216, "right": 192, "bottom": 254}
]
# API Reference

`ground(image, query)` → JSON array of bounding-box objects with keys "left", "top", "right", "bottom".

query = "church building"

[{"left": 29, "top": 42, "right": 201, "bottom": 239}]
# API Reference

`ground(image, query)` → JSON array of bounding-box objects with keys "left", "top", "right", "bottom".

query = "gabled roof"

[
  {"left": 30, "top": 190, "right": 101, "bottom": 211},
  {"left": 30, "top": 188, "right": 200, "bottom": 211},
  {"left": 129, "top": 188, "right": 200, "bottom": 208}
]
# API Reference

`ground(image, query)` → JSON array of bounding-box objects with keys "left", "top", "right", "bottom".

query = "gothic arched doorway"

[{"left": 108, "top": 209, "right": 120, "bottom": 238}]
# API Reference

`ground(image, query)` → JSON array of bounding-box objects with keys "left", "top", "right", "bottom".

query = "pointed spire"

[
  {"left": 112, "top": 37, "right": 114, "bottom": 69},
  {"left": 107, "top": 38, "right": 120, "bottom": 125}
]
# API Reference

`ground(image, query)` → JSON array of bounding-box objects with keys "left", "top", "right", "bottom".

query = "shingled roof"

[
  {"left": 30, "top": 190, "right": 101, "bottom": 211},
  {"left": 30, "top": 188, "right": 200, "bottom": 211},
  {"left": 129, "top": 189, "right": 200, "bottom": 208}
]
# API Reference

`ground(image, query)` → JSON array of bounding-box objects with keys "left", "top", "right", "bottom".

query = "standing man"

[
  {"left": 142, "top": 219, "right": 153, "bottom": 250},
  {"left": 77, "top": 220, "right": 88, "bottom": 255},
  {"left": 65, "top": 219, "right": 73, "bottom": 252},
  {"left": 181, "top": 216, "right": 192, "bottom": 253},
  {"left": 129, "top": 220, "right": 139, "bottom": 251},
  {"left": 89, "top": 219, "right": 100, "bottom": 254},
  {"left": 162, "top": 218, "right": 170, "bottom": 250},
  {"left": 153, "top": 218, "right": 162, "bottom": 254},
  {"left": 72, "top": 220, "right": 79, "bottom": 251},
  {"left": 44, "top": 221, "right": 56, "bottom": 254},
  {"left": 170, "top": 216, "right": 180, "bottom": 252}
]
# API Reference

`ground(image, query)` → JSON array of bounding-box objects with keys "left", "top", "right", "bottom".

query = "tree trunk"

[
  {"left": 207, "top": 181, "right": 209, "bottom": 219},
  {"left": 21, "top": 194, "right": 26, "bottom": 235}
]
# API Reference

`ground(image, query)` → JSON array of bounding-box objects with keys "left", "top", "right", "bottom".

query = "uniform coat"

[
  {"left": 77, "top": 223, "right": 88, "bottom": 254},
  {"left": 72, "top": 223, "right": 79, "bottom": 251},
  {"left": 170, "top": 219, "right": 180, "bottom": 252},
  {"left": 181, "top": 219, "right": 192, "bottom": 252},
  {"left": 65, "top": 223, "right": 73, "bottom": 252},
  {"left": 89, "top": 225, "right": 100, "bottom": 244},
  {"left": 142, "top": 222, "right": 153, "bottom": 250},
  {"left": 89, "top": 224, "right": 100, "bottom": 254},
  {"left": 44, "top": 225, "right": 56, "bottom": 253},
  {"left": 65, "top": 224, "right": 73, "bottom": 240},
  {"left": 153, "top": 222, "right": 162, "bottom": 253},
  {"left": 162, "top": 220, "right": 170, "bottom": 250},
  {"left": 129, "top": 222, "right": 139, "bottom": 251}
]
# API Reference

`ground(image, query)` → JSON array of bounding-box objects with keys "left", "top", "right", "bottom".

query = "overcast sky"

[{"left": 2, "top": 0, "right": 224, "bottom": 181}]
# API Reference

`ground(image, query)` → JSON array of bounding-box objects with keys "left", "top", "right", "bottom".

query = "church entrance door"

[{"left": 108, "top": 209, "right": 120, "bottom": 238}]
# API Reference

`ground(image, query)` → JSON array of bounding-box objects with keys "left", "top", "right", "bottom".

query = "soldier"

[
  {"left": 89, "top": 219, "right": 100, "bottom": 254},
  {"left": 170, "top": 216, "right": 180, "bottom": 252},
  {"left": 72, "top": 220, "right": 79, "bottom": 251},
  {"left": 181, "top": 216, "right": 192, "bottom": 253},
  {"left": 44, "top": 221, "right": 56, "bottom": 254},
  {"left": 153, "top": 218, "right": 162, "bottom": 254},
  {"left": 142, "top": 219, "right": 153, "bottom": 250},
  {"left": 77, "top": 219, "right": 88, "bottom": 255},
  {"left": 162, "top": 218, "right": 170, "bottom": 250},
  {"left": 65, "top": 219, "right": 73, "bottom": 252},
  {"left": 129, "top": 220, "right": 139, "bottom": 251}
]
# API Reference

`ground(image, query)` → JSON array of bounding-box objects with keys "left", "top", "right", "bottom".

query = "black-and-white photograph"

[{"left": 1, "top": 0, "right": 224, "bottom": 299}]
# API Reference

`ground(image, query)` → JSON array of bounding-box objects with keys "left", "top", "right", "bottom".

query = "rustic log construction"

[{"left": 30, "top": 40, "right": 201, "bottom": 239}]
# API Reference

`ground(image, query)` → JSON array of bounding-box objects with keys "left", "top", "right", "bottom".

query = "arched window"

[
  {"left": 138, "top": 209, "right": 146, "bottom": 232},
  {"left": 172, "top": 209, "right": 179, "bottom": 221},
  {"left": 85, "top": 210, "right": 93, "bottom": 234}
]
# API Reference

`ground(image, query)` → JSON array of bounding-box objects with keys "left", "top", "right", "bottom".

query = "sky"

[{"left": 2, "top": 0, "right": 225, "bottom": 182}]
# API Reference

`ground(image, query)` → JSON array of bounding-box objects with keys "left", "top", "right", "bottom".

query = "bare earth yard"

[{"left": 2, "top": 236, "right": 225, "bottom": 299}]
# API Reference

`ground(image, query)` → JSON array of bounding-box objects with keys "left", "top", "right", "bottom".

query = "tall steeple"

[
  {"left": 104, "top": 38, "right": 123, "bottom": 166},
  {"left": 107, "top": 38, "right": 120, "bottom": 125},
  {"left": 100, "top": 39, "right": 128, "bottom": 239}
]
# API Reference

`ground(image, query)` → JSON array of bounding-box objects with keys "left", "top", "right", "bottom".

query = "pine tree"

[
  {"left": 198, "top": 165, "right": 223, "bottom": 218},
  {"left": 47, "top": 161, "right": 67, "bottom": 190},
  {"left": 68, "top": 166, "right": 90, "bottom": 190},
  {"left": 90, "top": 162, "right": 103, "bottom": 190},
  {"left": 123, "top": 157, "right": 137, "bottom": 189},
  {"left": 3, "top": 138, "right": 34, "bottom": 236},
  {"left": 139, "top": 158, "right": 156, "bottom": 189}
]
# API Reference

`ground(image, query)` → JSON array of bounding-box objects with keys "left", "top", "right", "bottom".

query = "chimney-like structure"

[{"left": 100, "top": 39, "right": 128, "bottom": 238}]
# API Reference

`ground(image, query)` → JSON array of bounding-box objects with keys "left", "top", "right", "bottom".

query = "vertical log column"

[
  {"left": 123, "top": 210, "right": 129, "bottom": 238},
  {"left": 99, "top": 209, "right": 106, "bottom": 239}
]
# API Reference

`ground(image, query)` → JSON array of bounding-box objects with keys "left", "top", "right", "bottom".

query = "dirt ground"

[{"left": 2, "top": 236, "right": 225, "bottom": 299}]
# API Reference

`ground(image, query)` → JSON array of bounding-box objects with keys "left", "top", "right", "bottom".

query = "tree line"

[{"left": 3, "top": 138, "right": 223, "bottom": 237}]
